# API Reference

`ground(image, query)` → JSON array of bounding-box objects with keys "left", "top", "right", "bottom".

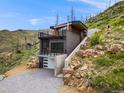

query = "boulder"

[
  {"left": 107, "top": 44, "right": 124, "bottom": 53},
  {"left": 78, "top": 85, "right": 86, "bottom": 92},
  {"left": 79, "top": 49, "right": 98, "bottom": 58},
  {"left": 64, "top": 74, "right": 71, "bottom": 78},
  {"left": 0, "top": 75, "right": 6, "bottom": 81},
  {"left": 75, "top": 72, "right": 81, "bottom": 79},
  {"left": 120, "top": 41, "right": 124, "bottom": 45},
  {"left": 27, "top": 62, "right": 38, "bottom": 69},
  {"left": 80, "top": 65, "right": 88, "bottom": 71},
  {"left": 118, "top": 14, "right": 124, "bottom": 18},
  {"left": 96, "top": 51, "right": 105, "bottom": 56},
  {"left": 94, "top": 45, "right": 103, "bottom": 50}
]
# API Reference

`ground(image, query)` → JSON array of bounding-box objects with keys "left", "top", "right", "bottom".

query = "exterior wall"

[
  {"left": 38, "top": 54, "right": 67, "bottom": 77},
  {"left": 54, "top": 54, "right": 67, "bottom": 76},
  {"left": 66, "top": 30, "right": 81, "bottom": 55}
]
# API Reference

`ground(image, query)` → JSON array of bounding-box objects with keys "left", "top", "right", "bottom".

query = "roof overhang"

[{"left": 50, "top": 21, "right": 88, "bottom": 32}]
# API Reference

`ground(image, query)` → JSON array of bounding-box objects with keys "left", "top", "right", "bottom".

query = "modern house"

[{"left": 38, "top": 21, "right": 87, "bottom": 76}]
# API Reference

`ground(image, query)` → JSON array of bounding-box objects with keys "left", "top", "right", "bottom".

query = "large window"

[{"left": 51, "top": 42, "right": 64, "bottom": 53}]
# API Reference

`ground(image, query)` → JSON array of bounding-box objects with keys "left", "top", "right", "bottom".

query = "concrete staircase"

[
  {"left": 64, "top": 28, "right": 100, "bottom": 69},
  {"left": 64, "top": 37, "right": 88, "bottom": 68}
]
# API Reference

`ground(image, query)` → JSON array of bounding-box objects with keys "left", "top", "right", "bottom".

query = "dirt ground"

[
  {"left": 58, "top": 86, "right": 80, "bottom": 93},
  {"left": 5, "top": 64, "right": 33, "bottom": 77}
]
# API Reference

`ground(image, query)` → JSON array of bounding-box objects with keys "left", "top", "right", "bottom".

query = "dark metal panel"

[{"left": 39, "top": 57, "right": 43, "bottom": 68}]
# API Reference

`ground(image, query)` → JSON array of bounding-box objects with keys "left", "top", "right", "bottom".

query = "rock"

[
  {"left": 80, "top": 72, "right": 84, "bottom": 77},
  {"left": 107, "top": 44, "right": 124, "bottom": 53},
  {"left": 68, "top": 81, "right": 75, "bottom": 86},
  {"left": 95, "top": 45, "right": 103, "bottom": 50},
  {"left": 78, "top": 85, "right": 86, "bottom": 92},
  {"left": 120, "top": 41, "right": 124, "bottom": 45},
  {"left": 27, "top": 62, "right": 38, "bottom": 69},
  {"left": 96, "top": 51, "right": 105, "bottom": 56},
  {"left": 0, "top": 75, "right": 6, "bottom": 81},
  {"left": 69, "top": 59, "right": 81, "bottom": 69},
  {"left": 83, "top": 49, "right": 98, "bottom": 57},
  {"left": 64, "top": 74, "right": 71, "bottom": 78},
  {"left": 69, "top": 65, "right": 75, "bottom": 69},
  {"left": 118, "top": 14, "right": 124, "bottom": 18},
  {"left": 80, "top": 42, "right": 89, "bottom": 50},
  {"left": 80, "top": 65, "right": 88, "bottom": 71},
  {"left": 63, "top": 67, "right": 74, "bottom": 75},
  {"left": 75, "top": 72, "right": 81, "bottom": 79},
  {"left": 78, "top": 49, "right": 105, "bottom": 58}
]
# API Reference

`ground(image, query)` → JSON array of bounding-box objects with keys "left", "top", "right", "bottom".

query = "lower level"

[{"left": 38, "top": 54, "right": 67, "bottom": 76}]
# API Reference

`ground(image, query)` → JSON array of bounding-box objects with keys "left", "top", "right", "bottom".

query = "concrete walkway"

[
  {"left": 88, "top": 28, "right": 100, "bottom": 37},
  {"left": 0, "top": 69, "right": 63, "bottom": 93}
]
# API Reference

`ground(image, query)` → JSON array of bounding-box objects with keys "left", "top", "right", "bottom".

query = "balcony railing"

[
  {"left": 38, "top": 32, "right": 51, "bottom": 38},
  {"left": 38, "top": 32, "right": 66, "bottom": 39},
  {"left": 39, "top": 51, "right": 65, "bottom": 56}
]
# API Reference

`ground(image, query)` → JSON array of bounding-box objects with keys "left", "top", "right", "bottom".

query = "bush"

[
  {"left": 109, "top": 51, "right": 124, "bottom": 60},
  {"left": 90, "top": 74, "right": 124, "bottom": 93},
  {"left": 113, "top": 68, "right": 124, "bottom": 74},
  {"left": 95, "top": 56, "right": 115, "bottom": 67},
  {"left": 113, "top": 28, "right": 124, "bottom": 33},
  {"left": 90, "top": 32, "right": 105, "bottom": 46},
  {"left": 109, "top": 19, "right": 124, "bottom": 26}
]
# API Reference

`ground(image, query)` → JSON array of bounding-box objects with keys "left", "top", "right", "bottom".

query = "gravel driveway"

[{"left": 0, "top": 69, "right": 63, "bottom": 93}]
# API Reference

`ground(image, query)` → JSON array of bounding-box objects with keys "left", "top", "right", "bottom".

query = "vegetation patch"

[
  {"left": 108, "top": 51, "right": 124, "bottom": 60},
  {"left": 0, "top": 47, "right": 38, "bottom": 74},
  {"left": 113, "top": 68, "right": 124, "bottom": 74},
  {"left": 90, "top": 31, "right": 105, "bottom": 46},
  {"left": 94, "top": 56, "right": 115, "bottom": 67},
  {"left": 109, "top": 19, "right": 124, "bottom": 26},
  {"left": 90, "top": 73, "right": 124, "bottom": 93}
]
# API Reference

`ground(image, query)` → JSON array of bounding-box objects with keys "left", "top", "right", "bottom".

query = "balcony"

[{"left": 38, "top": 31, "right": 66, "bottom": 39}]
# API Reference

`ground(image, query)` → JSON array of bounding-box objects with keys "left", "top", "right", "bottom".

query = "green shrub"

[
  {"left": 112, "top": 28, "right": 124, "bottom": 32},
  {"left": 90, "top": 74, "right": 124, "bottom": 93},
  {"left": 109, "top": 51, "right": 124, "bottom": 60},
  {"left": 95, "top": 56, "right": 115, "bottom": 67},
  {"left": 109, "top": 19, "right": 124, "bottom": 26},
  {"left": 90, "top": 32, "right": 105, "bottom": 46},
  {"left": 113, "top": 68, "right": 124, "bottom": 74}
]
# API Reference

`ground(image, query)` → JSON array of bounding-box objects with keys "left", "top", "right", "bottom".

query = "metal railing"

[
  {"left": 39, "top": 51, "right": 66, "bottom": 56},
  {"left": 38, "top": 32, "right": 51, "bottom": 38},
  {"left": 38, "top": 31, "right": 66, "bottom": 38}
]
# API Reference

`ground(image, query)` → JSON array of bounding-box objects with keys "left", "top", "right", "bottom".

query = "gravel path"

[{"left": 0, "top": 69, "right": 63, "bottom": 93}]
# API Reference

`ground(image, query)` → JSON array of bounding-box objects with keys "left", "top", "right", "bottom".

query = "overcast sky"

[{"left": 0, "top": 0, "right": 121, "bottom": 30}]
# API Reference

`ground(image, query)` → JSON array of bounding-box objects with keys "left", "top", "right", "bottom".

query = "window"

[
  {"left": 58, "top": 27, "right": 66, "bottom": 36},
  {"left": 51, "top": 42, "right": 64, "bottom": 53}
]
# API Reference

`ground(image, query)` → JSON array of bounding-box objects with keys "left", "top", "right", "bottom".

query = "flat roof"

[{"left": 50, "top": 21, "right": 88, "bottom": 31}]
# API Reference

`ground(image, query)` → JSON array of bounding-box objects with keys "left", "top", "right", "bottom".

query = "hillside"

[
  {"left": 86, "top": 1, "right": 124, "bottom": 29},
  {"left": 64, "top": 1, "right": 124, "bottom": 93},
  {"left": 0, "top": 29, "right": 46, "bottom": 53},
  {"left": 0, "top": 29, "right": 48, "bottom": 74}
]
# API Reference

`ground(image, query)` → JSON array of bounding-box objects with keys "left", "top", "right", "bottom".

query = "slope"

[{"left": 64, "top": 1, "right": 124, "bottom": 93}]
